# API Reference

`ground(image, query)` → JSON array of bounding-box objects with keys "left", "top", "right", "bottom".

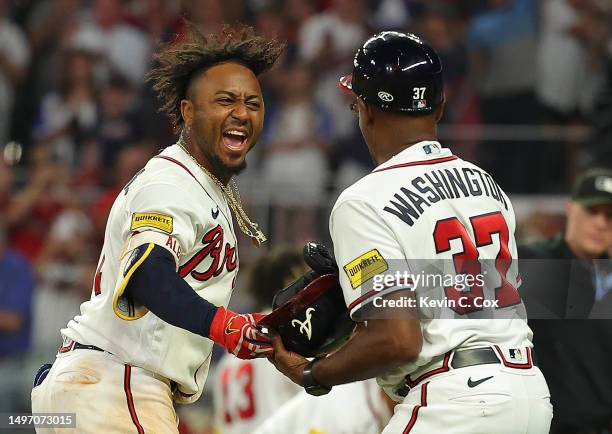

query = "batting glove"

[{"left": 209, "top": 307, "right": 273, "bottom": 359}]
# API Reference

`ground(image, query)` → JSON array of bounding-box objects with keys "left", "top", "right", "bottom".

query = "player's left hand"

[{"left": 268, "top": 334, "right": 309, "bottom": 386}]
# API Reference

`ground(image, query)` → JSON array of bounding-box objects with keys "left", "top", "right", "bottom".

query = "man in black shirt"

[{"left": 519, "top": 168, "right": 612, "bottom": 433}]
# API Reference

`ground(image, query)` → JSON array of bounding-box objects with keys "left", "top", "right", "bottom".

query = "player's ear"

[
  {"left": 180, "top": 99, "right": 194, "bottom": 127},
  {"left": 434, "top": 94, "right": 446, "bottom": 123},
  {"left": 359, "top": 99, "right": 375, "bottom": 126}
]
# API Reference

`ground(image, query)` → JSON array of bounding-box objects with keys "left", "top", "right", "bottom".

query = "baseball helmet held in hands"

[
  {"left": 338, "top": 31, "right": 443, "bottom": 114},
  {"left": 258, "top": 242, "right": 355, "bottom": 357}
]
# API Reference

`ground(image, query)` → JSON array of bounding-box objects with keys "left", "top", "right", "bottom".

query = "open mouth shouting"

[{"left": 222, "top": 128, "right": 249, "bottom": 152}]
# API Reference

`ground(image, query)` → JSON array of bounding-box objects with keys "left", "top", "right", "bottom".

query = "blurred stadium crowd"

[{"left": 0, "top": 0, "right": 611, "bottom": 432}]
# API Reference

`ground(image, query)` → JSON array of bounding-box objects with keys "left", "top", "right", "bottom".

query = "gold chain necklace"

[{"left": 177, "top": 136, "right": 267, "bottom": 247}]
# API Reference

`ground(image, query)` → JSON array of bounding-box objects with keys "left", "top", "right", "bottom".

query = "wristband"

[{"left": 302, "top": 359, "right": 332, "bottom": 396}]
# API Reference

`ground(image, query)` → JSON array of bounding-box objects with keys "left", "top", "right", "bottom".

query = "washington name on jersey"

[
  {"left": 383, "top": 164, "right": 509, "bottom": 227},
  {"left": 329, "top": 141, "right": 533, "bottom": 399}
]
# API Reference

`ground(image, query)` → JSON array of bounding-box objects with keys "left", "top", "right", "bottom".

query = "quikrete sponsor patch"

[
  {"left": 130, "top": 212, "right": 173, "bottom": 234},
  {"left": 343, "top": 249, "right": 388, "bottom": 289}
]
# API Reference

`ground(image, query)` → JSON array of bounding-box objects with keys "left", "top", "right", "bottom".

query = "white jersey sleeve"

[
  {"left": 127, "top": 181, "right": 200, "bottom": 255},
  {"left": 330, "top": 199, "right": 411, "bottom": 319},
  {"left": 110, "top": 181, "right": 200, "bottom": 321}
]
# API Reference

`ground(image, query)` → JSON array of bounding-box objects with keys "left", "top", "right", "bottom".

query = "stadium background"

[{"left": 0, "top": 0, "right": 610, "bottom": 432}]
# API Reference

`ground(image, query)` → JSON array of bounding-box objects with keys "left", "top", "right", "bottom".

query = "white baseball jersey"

[
  {"left": 212, "top": 355, "right": 301, "bottom": 434},
  {"left": 62, "top": 144, "right": 239, "bottom": 403},
  {"left": 253, "top": 379, "right": 391, "bottom": 434},
  {"left": 329, "top": 141, "right": 532, "bottom": 397}
]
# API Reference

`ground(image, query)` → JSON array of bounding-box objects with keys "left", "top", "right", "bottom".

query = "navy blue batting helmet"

[{"left": 339, "top": 31, "right": 444, "bottom": 114}]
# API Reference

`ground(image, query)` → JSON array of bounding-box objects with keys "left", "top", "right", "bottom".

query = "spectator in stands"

[
  {"left": 212, "top": 246, "right": 305, "bottom": 434},
  {"left": 588, "top": 3, "right": 612, "bottom": 168},
  {"left": 417, "top": 2, "right": 480, "bottom": 161},
  {"left": 466, "top": 0, "right": 539, "bottom": 192},
  {"left": 3, "top": 146, "right": 70, "bottom": 261},
  {"left": 185, "top": 0, "right": 225, "bottom": 35},
  {"left": 89, "top": 144, "right": 154, "bottom": 245},
  {"left": 536, "top": 0, "right": 608, "bottom": 122},
  {"left": 131, "top": 0, "right": 182, "bottom": 149},
  {"left": 0, "top": 159, "right": 13, "bottom": 212},
  {"left": 519, "top": 167, "right": 612, "bottom": 433},
  {"left": 0, "top": 222, "right": 35, "bottom": 412},
  {"left": 33, "top": 48, "right": 100, "bottom": 166},
  {"left": 536, "top": 0, "right": 609, "bottom": 189},
  {"left": 372, "top": 0, "right": 410, "bottom": 30},
  {"left": 26, "top": 0, "right": 82, "bottom": 105},
  {"left": 71, "top": 0, "right": 150, "bottom": 86},
  {"left": 35, "top": 204, "right": 95, "bottom": 301},
  {"left": 296, "top": 0, "right": 371, "bottom": 197},
  {"left": 466, "top": 0, "right": 538, "bottom": 119},
  {"left": 253, "top": 5, "right": 287, "bottom": 46},
  {"left": 0, "top": 0, "right": 30, "bottom": 143},
  {"left": 418, "top": 3, "right": 468, "bottom": 95},
  {"left": 299, "top": 0, "right": 369, "bottom": 140},
  {"left": 282, "top": 0, "right": 316, "bottom": 51},
  {"left": 28, "top": 191, "right": 96, "bottom": 365},
  {"left": 96, "top": 74, "right": 143, "bottom": 169},
  {"left": 128, "top": 0, "right": 182, "bottom": 46},
  {"left": 261, "top": 63, "right": 332, "bottom": 243}
]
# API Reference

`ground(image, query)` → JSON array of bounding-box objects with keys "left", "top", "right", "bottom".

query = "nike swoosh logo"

[
  {"left": 225, "top": 317, "right": 239, "bottom": 336},
  {"left": 467, "top": 376, "right": 494, "bottom": 388},
  {"left": 212, "top": 207, "right": 219, "bottom": 219}
]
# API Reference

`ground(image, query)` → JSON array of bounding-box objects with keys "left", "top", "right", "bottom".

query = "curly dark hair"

[{"left": 147, "top": 23, "right": 285, "bottom": 133}]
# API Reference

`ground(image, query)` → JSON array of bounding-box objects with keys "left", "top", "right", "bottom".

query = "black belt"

[
  {"left": 452, "top": 347, "right": 537, "bottom": 368},
  {"left": 451, "top": 347, "right": 500, "bottom": 368},
  {"left": 397, "top": 347, "right": 536, "bottom": 397}
]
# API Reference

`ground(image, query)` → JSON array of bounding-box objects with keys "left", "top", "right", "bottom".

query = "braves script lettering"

[{"left": 178, "top": 225, "right": 238, "bottom": 281}]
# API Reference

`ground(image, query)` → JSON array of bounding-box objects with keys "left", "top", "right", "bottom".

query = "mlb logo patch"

[
  {"left": 422, "top": 143, "right": 440, "bottom": 155},
  {"left": 413, "top": 99, "right": 427, "bottom": 109},
  {"left": 509, "top": 348, "right": 522, "bottom": 360}
]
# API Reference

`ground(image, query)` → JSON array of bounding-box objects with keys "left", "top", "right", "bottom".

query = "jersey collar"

[
  {"left": 371, "top": 141, "right": 456, "bottom": 173},
  {"left": 159, "top": 145, "right": 227, "bottom": 202}
]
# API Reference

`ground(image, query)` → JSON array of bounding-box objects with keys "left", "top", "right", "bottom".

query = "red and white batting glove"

[{"left": 209, "top": 307, "right": 273, "bottom": 359}]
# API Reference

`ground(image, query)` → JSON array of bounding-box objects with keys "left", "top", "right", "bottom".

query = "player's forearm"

[
  {"left": 312, "top": 318, "right": 422, "bottom": 387},
  {"left": 124, "top": 243, "right": 272, "bottom": 359},
  {"left": 125, "top": 244, "right": 218, "bottom": 337}
]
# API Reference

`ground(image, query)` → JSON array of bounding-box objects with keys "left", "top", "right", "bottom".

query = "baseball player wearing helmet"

[
  {"left": 30, "top": 25, "right": 284, "bottom": 433},
  {"left": 269, "top": 31, "right": 553, "bottom": 433}
]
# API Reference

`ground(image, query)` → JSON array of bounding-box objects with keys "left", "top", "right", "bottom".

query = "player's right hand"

[{"left": 209, "top": 307, "right": 273, "bottom": 359}]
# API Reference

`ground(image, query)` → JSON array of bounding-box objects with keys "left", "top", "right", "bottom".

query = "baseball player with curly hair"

[
  {"left": 269, "top": 32, "right": 553, "bottom": 434},
  {"left": 31, "top": 25, "right": 284, "bottom": 433}
]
